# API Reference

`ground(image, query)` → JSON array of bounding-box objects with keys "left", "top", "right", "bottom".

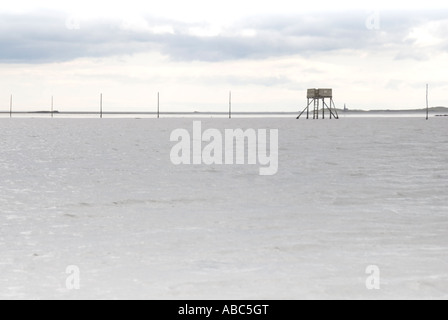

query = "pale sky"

[{"left": 1, "top": 0, "right": 448, "bottom": 112}]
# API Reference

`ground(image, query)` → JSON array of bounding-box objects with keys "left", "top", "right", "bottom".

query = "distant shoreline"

[
  {"left": 339, "top": 106, "right": 448, "bottom": 114},
  {"left": 0, "top": 107, "right": 446, "bottom": 117},
  {"left": 0, "top": 107, "right": 447, "bottom": 115}
]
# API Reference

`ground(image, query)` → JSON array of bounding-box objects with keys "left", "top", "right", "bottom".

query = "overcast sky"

[{"left": 1, "top": 0, "right": 448, "bottom": 112}]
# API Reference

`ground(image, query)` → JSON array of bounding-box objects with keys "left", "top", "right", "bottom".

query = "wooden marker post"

[
  {"left": 100, "top": 93, "right": 103, "bottom": 118},
  {"left": 426, "top": 84, "right": 429, "bottom": 120},
  {"left": 9, "top": 95, "right": 12, "bottom": 118},
  {"left": 229, "top": 91, "right": 232, "bottom": 119}
]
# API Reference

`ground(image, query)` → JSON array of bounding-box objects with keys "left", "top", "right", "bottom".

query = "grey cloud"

[
  {"left": 0, "top": 9, "right": 447, "bottom": 63},
  {"left": 385, "top": 79, "right": 406, "bottom": 90},
  {"left": 200, "top": 74, "right": 294, "bottom": 87},
  {"left": 394, "top": 50, "right": 430, "bottom": 61},
  {"left": 0, "top": 11, "right": 162, "bottom": 63}
]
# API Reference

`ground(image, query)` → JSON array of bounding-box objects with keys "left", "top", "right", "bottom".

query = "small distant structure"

[{"left": 297, "top": 88, "right": 339, "bottom": 119}]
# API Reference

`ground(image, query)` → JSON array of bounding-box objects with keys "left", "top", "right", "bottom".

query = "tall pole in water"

[
  {"left": 9, "top": 94, "right": 12, "bottom": 118},
  {"left": 100, "top": 93, "right": 103, "bottom": 118},
  {"left": 426, "top": 84, "right": 429, "bottom": 120},
  {"left": 51, "top": 96, "right": 54, "bottom": 118},
  {"left": 229, "top": 91, "right": 232, "bottom": 119},
  {"left": 157, "top": 92, "right": 160, "bottom": 119}
]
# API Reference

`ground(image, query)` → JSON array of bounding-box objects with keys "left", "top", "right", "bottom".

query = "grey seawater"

[{"left": 0, "top": 117, "right": 447, "bottom": 299}]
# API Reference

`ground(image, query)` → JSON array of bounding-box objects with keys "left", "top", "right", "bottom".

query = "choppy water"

[{"left": 0, "top": 117, "right": 447, "bottom": 299}]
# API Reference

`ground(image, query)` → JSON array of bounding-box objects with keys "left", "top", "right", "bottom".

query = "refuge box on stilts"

[{"left": 297, "top": 88, "right": 339, "bottom": 119}]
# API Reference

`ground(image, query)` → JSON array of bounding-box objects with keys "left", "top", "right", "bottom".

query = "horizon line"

[{"left": 0, "top": 107, "right": 447, "bottom": 115}]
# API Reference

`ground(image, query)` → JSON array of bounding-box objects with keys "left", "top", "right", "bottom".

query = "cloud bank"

[{"left": 0, "top": 9, "right": 447, "bottom": 63}]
